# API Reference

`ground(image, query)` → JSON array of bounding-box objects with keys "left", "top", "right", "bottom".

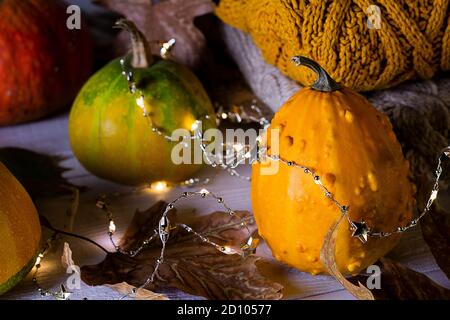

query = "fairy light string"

[
  {"left": 119, "top": 38, "right": 270, "bottom": 182},
  {"left": 263, "top": 146, "right": 450, "bottom": 243},
  {"left": 96, "top": 188, "right": 257, "bottom": 298},
  {"left": 120, "top": 38, "right": 450, "bottom": 254},
  {"left": 32, "top": 233, "right": 74, "bottom": 300},
  {"left": 32, "top": 187, "right": 254, "bottom": 300},
  {"left": 92, "top": 147, "right": 449, "bottom": 299},
  {"left": 32, "top": 144, "right": 449, "bottom": 299},
  {"left": 30, "top": 39, "right": 450, "bottom": 299},
  {"left": 97, "top": 189, "right": 255, "bottom": 258},
  {"left": 31, "top": 146, "right": 450, "bottom": 299}
]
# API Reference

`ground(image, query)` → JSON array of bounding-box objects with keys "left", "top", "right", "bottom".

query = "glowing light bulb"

[
  {"left": 35, "top": 256, "right": 41, "bottom": 266},
  {"left": 151, "top": 181, "right": 169, "bottom": 192},
  {"left": 233, "top": 143, "right": 244, "bottom": 152},
  {"left": 109, "top": 220, "right": 116, "bottom": 234},
  {"left": 221, "top": 246, "right": 236, "bottom": 255},
  {"left": 200, "top": 188, "right": 210, "bottom": 195},
  {"left": 191, "top": 121, "right": 200, "bottom": 131},
  {"left": 160, "top": 38, "right": 176, "bottom": 59},
  {"left": 136, "top": 96, "right": 145, "bottom": 109},
  {"left": 221, "top": 113, "right": 228, "bottom": 120},
  {"left": 430, "top": 189, "right": 438, "bottom": 201}
]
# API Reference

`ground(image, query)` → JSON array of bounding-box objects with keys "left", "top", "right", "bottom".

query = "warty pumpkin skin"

[
  {"left": 69, "top": 20, "right": 216, "bottom": 185},
  {"left": 251, "top": 57, "right": 415, "bottom": 275},
  {"left": 0, "top": 162, "right": 41, "bottom": 295},
  {"left": 0, "top": 0, "right": 93, "bottom": 126}
]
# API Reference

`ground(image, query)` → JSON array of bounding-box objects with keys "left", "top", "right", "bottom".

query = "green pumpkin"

[{"left": 69, "top": 20, "right": 216, "bottom": 185}]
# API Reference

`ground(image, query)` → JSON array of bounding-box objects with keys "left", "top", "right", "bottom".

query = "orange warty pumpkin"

[{"left": 251, "top": 57, "right": 415, "bottom": 275}]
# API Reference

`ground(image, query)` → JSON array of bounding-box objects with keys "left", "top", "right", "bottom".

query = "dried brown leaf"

[
  {"left": 422, "top": 201, "right": 450, "bottom": 279},
  {"left": 350, "top": 258, "right": 450, "bottom": 300},
  {"left": 94, "top": 0, "right": 215, "bottom": 69},
  {"left": 320, "top": 214, "right": 375, "bottom": 300},
  {"left": 106, "top": 282, "right": 169, "bottom": 300},
  {"left": 61, "top": 242, "right": 76, "bottom": 270},
  {"left": 418, "top": 180, "right": 450, "bottom": 280},
  {"left": 93, "top": 0, "right": 151, "bottom": 29},
  {"left": 81, "top": 201, "right": 283, "bottom": 300}
]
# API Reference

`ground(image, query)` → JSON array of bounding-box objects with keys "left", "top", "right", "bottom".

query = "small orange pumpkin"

[{"left": 251, "top": 56, "right": 415, "bottom": 275}]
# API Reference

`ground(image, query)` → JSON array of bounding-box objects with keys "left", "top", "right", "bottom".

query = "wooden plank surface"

[{"left": 1, "top": 111, "right": 449, "bottom": 300}]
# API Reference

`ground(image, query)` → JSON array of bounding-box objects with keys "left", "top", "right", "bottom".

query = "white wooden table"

[{"left": 1, "top": 111, "right": 450, "bottom": 300}]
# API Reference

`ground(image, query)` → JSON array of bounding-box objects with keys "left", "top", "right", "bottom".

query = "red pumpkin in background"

[{"left": 0, "top": 0, "right": 93, "bottom": 126}]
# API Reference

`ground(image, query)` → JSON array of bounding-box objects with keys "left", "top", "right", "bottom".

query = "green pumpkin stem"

[
  {"left": 291, "top": 56, "right": 341, "bottom": 92},
  {"left": 114, "top": 19, "right": 153, "bottom": 68}
]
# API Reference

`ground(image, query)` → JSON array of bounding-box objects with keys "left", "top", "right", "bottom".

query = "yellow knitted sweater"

[{"left": 216, "top": 0, "right": 450, "bottom": 92}]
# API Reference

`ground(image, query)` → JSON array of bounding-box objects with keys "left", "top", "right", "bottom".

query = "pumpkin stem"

[
  {"left": 292, "top": 56, "right": 341, "bottom": 92},
  {"left": 114, "top": 19, "right": 153, "bottom": 68}
]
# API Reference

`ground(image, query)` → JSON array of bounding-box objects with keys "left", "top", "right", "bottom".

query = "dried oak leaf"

[
  {"left": 320, "top": 214, "right": 374, "bottom": 300},
  {"left": 421, "top": 200, "right": 450, "bottom": 279},
  {"left": 81, "top": 201, "right": 283, "bottom": 300},
  {"left": 106, "top": 282, "right": 169, "bottom": 300},
  {"left": 0, "top": 147, "right": 80, "bottom": 198},
  {"left": 93, "top": 0, "right": 215, "bottom": 69},
  {"left": 350, "top": 258, "right": 450, "bottom": 300}
]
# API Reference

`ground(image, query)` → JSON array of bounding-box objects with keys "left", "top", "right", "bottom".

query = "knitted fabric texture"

[
  {"left": 216, "top": 0, "right": 450, "bottom": 92},
  {"left": 220, "top": 23, "right": 450, "bottom": 182}
]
